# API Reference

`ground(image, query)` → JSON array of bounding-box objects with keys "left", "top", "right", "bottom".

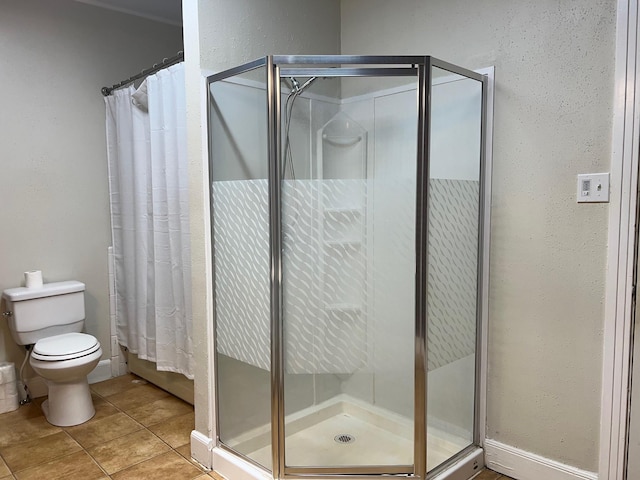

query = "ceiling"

[{"left": 75, "top": 0, "right": 182, "bottom": 26}]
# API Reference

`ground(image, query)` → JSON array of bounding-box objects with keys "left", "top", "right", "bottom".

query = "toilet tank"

[{"left": 2, "top": 281, "right": 86, "bottom": 345}]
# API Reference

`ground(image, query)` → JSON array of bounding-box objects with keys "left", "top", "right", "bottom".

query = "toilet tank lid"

[{"left": 2, "top": 281, "right": 85, "bottom": 302}]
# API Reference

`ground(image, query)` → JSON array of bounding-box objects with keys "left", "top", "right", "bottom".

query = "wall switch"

[{"left": 577, "top": 173, "right": 610, "bottom": 203}]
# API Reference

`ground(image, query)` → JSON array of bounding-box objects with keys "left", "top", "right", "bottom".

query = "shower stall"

[{"left": 206, "top": 56, "right": 491, "bottom": 479}]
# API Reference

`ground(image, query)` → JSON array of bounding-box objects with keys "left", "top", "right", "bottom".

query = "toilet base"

[{"left": 42, "top": 378, "right": 95, "bottom": 427}]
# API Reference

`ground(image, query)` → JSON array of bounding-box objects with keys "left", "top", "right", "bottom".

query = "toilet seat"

[{"left": 32, "top": 332, "right": 100, "bottom": 362}]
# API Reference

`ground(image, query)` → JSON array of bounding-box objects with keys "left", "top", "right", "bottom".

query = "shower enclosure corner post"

[
  {"left": 267, "top": 55, "right": 285, "bottom": 480},
  {"left": 414, "top": 56, "right": 432, "bottom": 480},
  {"left": 205, "top": 69, "right": 220, "bottom": 453},
  {"left": 474, "top": 71, "right": 491, "bottom": 449}
]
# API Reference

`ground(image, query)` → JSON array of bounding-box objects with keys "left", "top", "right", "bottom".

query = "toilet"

[{"left": 2, "top": 281, "right": 102, "bottom": 427}]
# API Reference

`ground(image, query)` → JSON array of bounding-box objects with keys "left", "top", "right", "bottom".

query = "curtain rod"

[{"left": 101, "top": 51, "right": 184, "bottom": 96}]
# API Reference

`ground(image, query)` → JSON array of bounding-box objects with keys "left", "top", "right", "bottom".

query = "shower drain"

[{"left": 334, "top": 434, "right": 356, "bottom": 444}]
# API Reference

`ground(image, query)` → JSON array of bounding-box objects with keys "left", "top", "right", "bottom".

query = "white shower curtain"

[{"left": 104, "top": 63, "right": 193, "bottom": 379}]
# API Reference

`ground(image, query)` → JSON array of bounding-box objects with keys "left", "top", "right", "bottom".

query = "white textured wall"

[
  {"left": 0, "top": 0, "right": 182, "bottom": 372},
  {"left": 342, "top": 0, "right": 615, "bottom": 472},
  {"left": 187, "top": 0, "right": 341, "bottom": 439},
  {"left": 198, "top": 0, "right": 341, "bottom": 72}
]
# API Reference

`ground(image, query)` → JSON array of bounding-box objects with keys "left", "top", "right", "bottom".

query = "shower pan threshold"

[{"left": 225, "top": 394, "right": 470, "bottom": 472}]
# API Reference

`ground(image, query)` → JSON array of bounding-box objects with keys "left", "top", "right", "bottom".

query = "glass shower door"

[{"left": 280, "top": 72, "right": 419, "bottom": 475}]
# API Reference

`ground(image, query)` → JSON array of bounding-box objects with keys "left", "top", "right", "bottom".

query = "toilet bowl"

[
  {"left": 29, "top": 332, "right": 102, "bottom": 427},
  {"left": 2, "top": 280, "right": 102, "bottom": 427}
]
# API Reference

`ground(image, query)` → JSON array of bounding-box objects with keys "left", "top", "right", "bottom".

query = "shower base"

[{"left": 226, "top": 394, "right": 471, "bottom": 471}]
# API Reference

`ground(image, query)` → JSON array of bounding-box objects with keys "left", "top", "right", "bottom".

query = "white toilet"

[{"left": 2, "top": 281, "right": 102, "bottom": 426}]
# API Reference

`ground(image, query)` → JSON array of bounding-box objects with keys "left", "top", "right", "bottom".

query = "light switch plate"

[{"left": 577, "top": 173, "right": 610, "bottom": 203}]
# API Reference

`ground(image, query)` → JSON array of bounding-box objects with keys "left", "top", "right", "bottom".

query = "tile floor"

[
  {"left": 0, "top": 374, "right": 222, "bottom": 480},
  {"left": 0, "top": 373, "right": 513, "bottom": 480}
]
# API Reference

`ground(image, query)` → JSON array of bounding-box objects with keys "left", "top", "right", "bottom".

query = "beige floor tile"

[
  {"left": 66, "top": 412, "right": 143, "bottom": 449},
  {"left": 111, "top": 451, "right": 203, "bottom": 480},
  {"left": 127, "top": 395, "right": 193, "bottom": 427},
  {"left": 209, "top": 471, "right": 227, "bottom": 479},
  {"left": 0, "top": 431, "right": 81, "bottom": 472},
  {"left": 105, "top": 383, "right": 170, "bottom": 412},
  {"left": 0, "top": 415, "right": 61, "bottom": 447},
  {"left": 88, "top": 428, "right": 171, "bottom": 474},
  {"left": 0, "top": 457, "right": 9, "bottom": 477},
  {"left": 176, "top": 443, "right": 191, "bottom": 459},
  {"left": 148, "top": 411, "right": 194, "bottom": 448},
  {"left": 90, "top": 374, "right": 145, "bottom": 397},
  {"left": 14, "top": 451, "right": 107, "bottom": 480}
]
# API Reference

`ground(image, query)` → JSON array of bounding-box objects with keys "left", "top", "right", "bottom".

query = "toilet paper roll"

[
  {"left": 0, "top": 362, "right": 16, "bottom": 385},
  {"left": 24, "top": 270, "right": 43, "bottom": 289}
]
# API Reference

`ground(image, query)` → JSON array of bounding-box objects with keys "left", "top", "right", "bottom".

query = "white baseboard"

[
  {"left": 212, "top": 446, "right": 271, "bottom": 480},
  {"left": 191, "top": 430, "right": 214, "bottom": 470},
  {"left": 87, "top": 359, "right": 112, "bottom": 384},
  {"left": 484, "top": 439, "right": 597, "bottom": 480}
]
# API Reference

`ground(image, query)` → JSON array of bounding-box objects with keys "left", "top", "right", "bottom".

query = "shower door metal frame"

[
  {"left": 271, "top": 55, "right": 421, "bottom": 479},
  {"left": 206, "top": 55, "right": 489, "bottom": 480}
]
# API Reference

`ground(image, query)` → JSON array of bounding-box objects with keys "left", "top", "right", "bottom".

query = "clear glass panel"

[
  {"left": 280, "top": 75, "right": 418, "bottom": 469},
  {"left": 426, "top": 66, "right": 483, "bottom": 470},
  {"left": 209, "top": 66, "right": 272, "bottom": 469}
]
